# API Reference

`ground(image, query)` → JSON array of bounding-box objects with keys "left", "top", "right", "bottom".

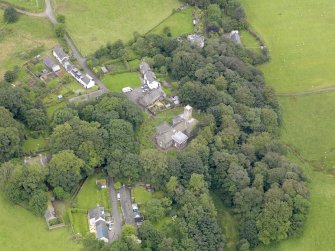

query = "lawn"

[
  {"left": 23, "top": 135, "right": 47, "bottom": 153},
  {"left": 53, "top": 0, "right": 181, "bottom": 55},
  {"left": 76, "top": 174, "right": 110, "bottom": 210},
  {"left": 149, "top": 7, "right": 194, "bottom": 37},
  {"left": 0, "top": 193, "right": 80, "bottom": 251},
  {"left": 211, "top": 192, "right": 238, "bottom": 251},
  {"left": 2, "top": 0, "right": 45, "bottom": 12},
  {"left": 132, "top": 187, "right": 152, "bottom": 205},
  {"left": 102, "top": 72, "right": 141, "bottom": 92},
  {"left": 241, "top": 0, "right": 335, "bottom": 93},
  {"left": 72, "top": 211, "right": 89, "bottom": 237},
  {"left": 0, "top": 9, "right": 57, "bottom": 77},
  {"left": 240, "top": 30, "right": 260, "bottom": 53}
]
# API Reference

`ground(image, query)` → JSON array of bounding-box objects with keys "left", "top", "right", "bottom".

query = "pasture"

[
  {"left": 241, "top": 0, "right": 335, "bottom": 93},
  {"left": 2, "top": 0, "right": 45, "bottom": 12},
  {"left": 52, "top": 0, "right": 181, "bottom": 55},
  {"left": 0, "top": 9, "right": 56, "bottom": 77},
  {"left": 149, "top": 7, "right": 194, "bottom": 37},
  {"left": 0, "top": 193, "right": 80, "bottom": 251}
]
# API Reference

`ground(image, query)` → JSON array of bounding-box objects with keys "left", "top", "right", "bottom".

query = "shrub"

[{"left": 4, "top": 7, "right": 18, "bottom": 23}]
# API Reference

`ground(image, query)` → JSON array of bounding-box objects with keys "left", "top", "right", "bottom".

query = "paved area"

[
  {"left": 108, "top": 176, "right": 122, "bottom": 243},
  {"left": 120, "top": 185, "right": 136, "bottom": 227}
]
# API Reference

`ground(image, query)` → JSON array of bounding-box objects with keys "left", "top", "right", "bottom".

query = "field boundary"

[{"left": 277, "top": 85, "right": 335, "bottom": 96}]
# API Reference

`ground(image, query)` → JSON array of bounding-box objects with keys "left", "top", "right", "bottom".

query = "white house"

[
  {"left": 140, "top": 61, "right": 160, "bottom": 90},
  {"left": 88, "top": 206, "right": 109, "bottom": 243},
  {"left": 52, "top": 45, "right": 95, "bottom": 89}
]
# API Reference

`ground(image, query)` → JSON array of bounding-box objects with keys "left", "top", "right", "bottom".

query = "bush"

[
  {"left": 4, "top": 69, "right": 18, "bottom": 83},
  {"left": 4, "top": 7, "right": 18, "bottom": 23},
  {"left": 54, "top": 24, "right": 66, "bottom": 38},
  {"left": 56, "top": 14, "right": 66, "bottom": 24},
  {"left": 49, "top": 218, "right": 63, "bottom": 226},
  {"left": 53, "top": 186, "right": 70, "bottom": 200}
]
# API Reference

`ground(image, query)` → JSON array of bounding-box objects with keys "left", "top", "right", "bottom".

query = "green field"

[
  {"left": 102, "top": 72, "right": 141, "bottom": 92},
  {"left": 150, "top": 7, "right": 194, "bottom": 37},
  {"left": 240, "top": 30, "right": 260, "bottom": 53},
  {"left": 0, "top": 9, "right": 57, "bottom": 77},
  {"left": 241, "top": 0, "right": 335, "bottom": 93},
  {"left": 2, "top": 0, "right": 45, "bottom": 12},
  {"left": 257, "top": 156, "right": 335, "bottom": 251},
  {"left": 76, "top": 174, "right": 110, "bottom": 209},
  {"left": 279, "top": 93, "right": 335, "bottom": 172},
  {"left": 53, "top": 0, "right": 181, "bottom": 55},
  {"left": 23, "top": 135, "right": 47, "bottom": 153},
  {"left": 241, "top": 0, "right": 335, "bottom": 250},
  {"left": 0, "top": 193, "right": 80, "bottom": 251},
  {"left": 132, "top": 187, "right": 152, "bottom": 205}
]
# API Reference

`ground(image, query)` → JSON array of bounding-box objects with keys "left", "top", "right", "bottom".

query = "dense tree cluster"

[{"left": 3, "top": 7, "right": 18, "bottom": 23}]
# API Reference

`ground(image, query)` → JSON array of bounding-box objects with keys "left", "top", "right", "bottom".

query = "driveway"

[
  {"left": 108, "top": 176, "right": 122, "bottom": 243},
  {"left": 120, "top": 185, "right": 136, "bottom": 227}
]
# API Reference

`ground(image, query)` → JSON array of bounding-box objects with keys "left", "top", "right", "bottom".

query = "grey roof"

[
  {"left": 145, "top": 70, "right": 157, "bottom": 83},
  {"left": 172, "top": 131, "right": 188, "bottom": 144},
  {"left": 44, "top": 56, "right": 57, "bottom": 69},
  {"left": 230, "top": 32, "right": 241, "bottom": 44},
  {"left": 138, "top": 89, "right": 162, "bottom": 107},
  {"left": 63, "top": 60, "right": 73, "bottom": 71},
  {"left": 81, "top": 75, "right": 91, "bottom": 85},
  {"left": 140, "top": 62, "right": 150, "bottom": 75},
  {"left": 88, "top": 206, "right": 105, "bottom": 220},
  {"left": 172, "top": 115, "right": 184, "bottom": 125},
  {"left": 53, "top": 46, "right": 68, "bottom": 60},
  {"left": 44, "top": 205, "right": 56, "bottom": 221},
  {"left": 96, "top": 220, "right": 108, "bottom": 239},
  {"left": 156, "top": 122, "right": 172, "bottom": 135},
  {"left": 156, "top": 129, "right": 174, "bottom": 145}
]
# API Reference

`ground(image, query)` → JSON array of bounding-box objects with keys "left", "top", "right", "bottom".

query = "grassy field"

[
  {"left": 241, "top": 0, "right": 335, "bottom": 93},
  {"left": 2, "top": 0, "right": 45, "bottom": 12},
  {"left": 53, "top": 0, "right": 181, "bottom": 55},
  {"left": 240, "top": 30, "right": 260, "bottom": 53},
  {"left": 102, "top": 72, "right": 141, "bottom": 92},
  {"left": 23, "top": 135, "right": 47, "bottom": 153},
  {"left": 150, "top": 7, "right": 194, "bottom": 37},
  {"left": 76, "top": 174, "right": 110, "bottom": 209},
  {"left": 0, "top": 193, "right": 80, "bottom": 251},
  {"left": 72, "top": 211, "right": 89, "bottom": 237},
  {"left": 279, "top": 93, "right": 335, "bottom": 172},
  {"left": 132, "top": 187, "right": 152, "bottom": 205},
  {"left": 0, "top": 9, "right": 56, "bottom": 77},
  {"left": 241, "top": 0, "right": 335, "bottom": 250}
]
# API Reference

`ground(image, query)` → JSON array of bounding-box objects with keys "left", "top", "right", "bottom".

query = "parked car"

[{"left": 117, "top": 193, "right": 120, "bottom": 200}]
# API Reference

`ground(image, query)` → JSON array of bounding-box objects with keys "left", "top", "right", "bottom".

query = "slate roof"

[
  {"left": 96, "top": 220, "right": 108, "bottom": 240},
  {"left": 187, "top": 34, "right": 205, "bottom": 48},
  {"left": 145, "top": 70, "right": 156, "bottom": 83},
  {"left": 156, "top": 122, "right": 171, "bottom": 135},
  {"left": 138, "top": 89, "right": 162, "bottom": 107},
  {"left": 53, "top": 45, "right": 68, "bottom": 60},
  {"left": 88, "top": 206, "right": 105, "bottom": 220},
  {"left": 81, "top": 75, "right": 91, "bottom": 85},
  {"left": 140, "top": 62, "right": 150, "bottom": 75},
  {"left": 44, "top": 56, "right": 57, "bottom": 69},
  {"left": 172, "top": 131, "right": 188, "bottom": 145},
  {"left": 230, "top": 31, "right": 241, "bottom": 44}
]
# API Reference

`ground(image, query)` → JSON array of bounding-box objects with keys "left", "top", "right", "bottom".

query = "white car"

[{"left": 117, "top": 193, "right": 120, "bottom": 200}]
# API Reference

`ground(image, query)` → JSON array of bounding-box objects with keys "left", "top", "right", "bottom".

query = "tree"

[
  {"left": 4, "top": 70, "right": 17, "bottom": 82},
  {"left": 53, "top": 186, "right": 70, "bottom": 200},
  {"left": 52, "top": 107, "right": 78, "bottom": 127},
  {"left": 0, "top": 127, "right": 21, "bottom": 163},
  {"left": 29, "top": 191, "right": 48, "bottom": 216},
  {"left": 47, "top": 150, "right": 84, "bottom": 192},
  {"left": 24, "top": 108, "right": 48, "bottom": 131},
  {"left": 56, "top": 14, "right": 65, "bottom": 23},
  {"left": 257, "top": 200, "right": 292, "bottom": 244},
  {"left": 54, "top": 24, "right": 66, "bottom": 38},
  {"left": 4, "top": 7, "right": 18, "bottom": 23},
  {"left": 142, "top": 198, "right": 171, "bottom": 222},
  {"left": 107, "top": 119, "right": 135, "bottom": 152},
  {"left": 140, "top": 149, "right": 168, "bottom": 188}
]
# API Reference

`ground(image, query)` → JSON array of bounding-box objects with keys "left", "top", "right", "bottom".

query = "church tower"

[{"left": 183, "top": 105, "right": 193, "bottom": 121}]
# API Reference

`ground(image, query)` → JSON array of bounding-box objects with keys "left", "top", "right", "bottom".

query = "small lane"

[{"left": 108, "top": 176, "right": 122, "bottom": 243}]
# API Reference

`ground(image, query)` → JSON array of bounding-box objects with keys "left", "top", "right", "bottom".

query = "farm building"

[
  {"left": 156, "top": 105, "right": 198, "bottom": 150},
  {"left": 43, "top": 56, "right": 60, "bottom": 72}
]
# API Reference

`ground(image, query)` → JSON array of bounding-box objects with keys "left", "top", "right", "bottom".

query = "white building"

[
  {"left": 53, "top": 45, "right": 95, "bottom": 89},
  {"left": 139, "top": 61, "right": 160, "bottom": 90}
]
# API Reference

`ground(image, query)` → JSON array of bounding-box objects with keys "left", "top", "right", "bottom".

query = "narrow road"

[
  {"left": 0, "top": 2, "right": 47, "bottom": 17},
  {"left": 108, "top": 176, "right": 122, "bottom": 243},
  {"left": 120, "top": 185, "right": 136, "bottom": 227}
]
